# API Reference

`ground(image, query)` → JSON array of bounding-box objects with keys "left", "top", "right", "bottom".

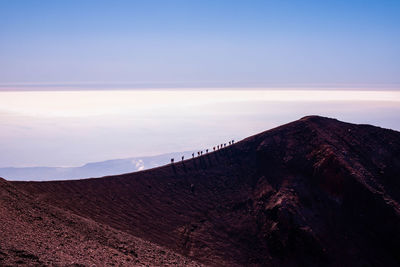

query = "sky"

[
  {"left": 0, "top": 1, "right": 400, "bottom": 169},
  {"left": 1, "top": 0, "right": 400, "bottom": 88}
]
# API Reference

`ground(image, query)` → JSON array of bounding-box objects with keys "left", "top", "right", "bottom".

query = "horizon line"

[{"left": 1, "top": 81, "right": 400, "bottom": 91}]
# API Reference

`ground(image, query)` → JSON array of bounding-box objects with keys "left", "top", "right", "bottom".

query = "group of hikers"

[{"left": 170, "top": 139, "right": 234, "bottom": 164}]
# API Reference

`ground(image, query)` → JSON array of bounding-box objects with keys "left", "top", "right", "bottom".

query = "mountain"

[
  {"left": 0, "top": 151, "right": 194, "bottom": 181},
  {"left": 2, "top": 116, "right": 400, "bottom": 266}
]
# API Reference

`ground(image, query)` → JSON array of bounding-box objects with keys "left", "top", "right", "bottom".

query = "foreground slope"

[
  {"left": 13, "top": 116, "right": 400, "bottom": 266},
  {"left": 0, "top": 178, "right": 202, "bottom": 266}
]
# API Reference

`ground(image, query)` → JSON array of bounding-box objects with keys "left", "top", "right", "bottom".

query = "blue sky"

[
  {"left": 0, "top": 0, "right": 399, "bottom": 88},
  {"left": 1, "top": 1, "right": 400, "bottom": 168}
]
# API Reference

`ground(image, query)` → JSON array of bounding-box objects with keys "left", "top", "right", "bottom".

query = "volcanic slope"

[
  {"left": 13, "top": 116, "right": 400, "bottom": 266},
  {"left": 0, "top": 178, "right": 202, "bottom": 266}
]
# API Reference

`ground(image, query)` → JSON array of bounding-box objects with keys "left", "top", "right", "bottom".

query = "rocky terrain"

[
  {"left": 2, "top": 116, "right": 400, "bottom": 266},
  {"left": 0, "top": 178, "right": 202, "bottom": 266}
]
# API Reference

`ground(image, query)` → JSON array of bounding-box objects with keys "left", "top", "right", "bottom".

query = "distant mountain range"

[{"left": 0, "top": 151, "right": 194, "bottom": 181}]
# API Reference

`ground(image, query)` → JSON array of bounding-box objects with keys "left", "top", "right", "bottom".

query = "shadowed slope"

[
  {"left": 14, "top": 116, "right": 400, "bottom": 266},
  {"left": 0, "top": 178, "right": 202, "bottom": 266}
]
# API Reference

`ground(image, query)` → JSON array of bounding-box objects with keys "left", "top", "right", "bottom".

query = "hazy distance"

[{"left": 1, "top": 89, "right": 399, "bottom": 169}]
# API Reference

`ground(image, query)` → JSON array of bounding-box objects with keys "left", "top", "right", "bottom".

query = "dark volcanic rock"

[
  {"left": 5, "top": 116, "right": 400, "bottom": 266},
  {"left": 0, "top": 176, "right": 202, "bottom": 266}
]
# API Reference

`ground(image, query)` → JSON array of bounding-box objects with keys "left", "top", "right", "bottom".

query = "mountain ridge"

[{"left": 3, "top": 115, "right": 400, "bottom": 266}]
